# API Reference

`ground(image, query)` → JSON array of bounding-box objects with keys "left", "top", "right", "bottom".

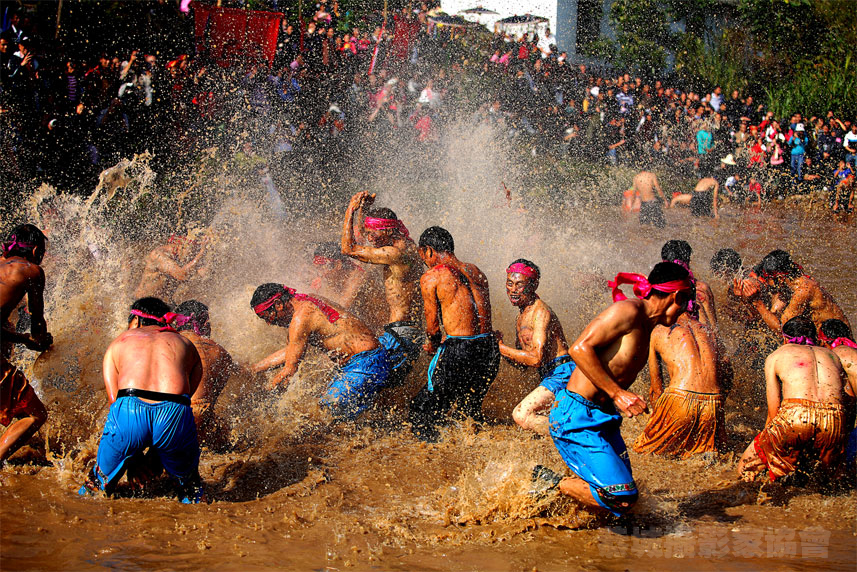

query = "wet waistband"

[
  {"left": 780, "top": 398, "right": 844, "bottom": 411},
  {"left": 116, "top": 388, "right": 191, "bottom": 406},
  {"left": 559, "top": 389, "right": 614, "bottom": 412},
  {"left": 539, "top": 355, "right": 573, "bottom": 379},
  {"left": 663, "top": 387, "right": 722, "bottom": 402},
  {"left": 386, "top": 320, "right": 419, "bottom": 329},
  {"left": 444, "top": 332, "right": 493, "bottom": 342}
]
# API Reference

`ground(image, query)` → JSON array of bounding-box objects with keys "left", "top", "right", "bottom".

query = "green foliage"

[
  {"left": 674, "top": 29, "right": 753, "bottom": 94},
  {"left": 764, "top": 54, "right": 857, "bottom": 119},
  {"left": 608, "top": 0, "right": 672, "bottom": 75}
]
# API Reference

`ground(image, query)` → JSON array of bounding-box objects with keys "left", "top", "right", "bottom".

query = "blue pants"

[
  {"left": 321, "top": 346, "right": 393, "bottom": 420},
  {"left": 538, "top": 356, "right": 576, "bottom": 395},
  {"left": 377, "top": 321, "right": 423, "bottom": 386},
  {"left": 91, "top": 395, "right": 200, "bottom": 496},
  {"left": 790, "top": 153, "right": 804, "bottom": 180},
  {"left": 549, "top": 390, "right": 637, "bottom": 516}
]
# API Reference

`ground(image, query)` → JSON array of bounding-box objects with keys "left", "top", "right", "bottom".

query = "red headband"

[
  {"left": 254, "top": 290, "right": 287, "bottom": 315},
  {"left": 506, "top": 262, "right": 538, "bottom": 280},
  {"left": 254, "top": 286, "right": 341, "bottom": 323},
  {"left": 608, "top": 272, "right": 693, "bottom": 302},
  {"left": 818, "top": 329, "right": 857, "bottom": 349},
  {"left": 313, "top": 255, "right": 333, "bottom": 266},
  {"left": 364, "top": 217, "right": 410, "bottom": 239}
]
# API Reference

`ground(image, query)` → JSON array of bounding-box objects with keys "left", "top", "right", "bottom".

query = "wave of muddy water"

[{"left": 2, "top": 128, "right": 856, "bottom": 570}]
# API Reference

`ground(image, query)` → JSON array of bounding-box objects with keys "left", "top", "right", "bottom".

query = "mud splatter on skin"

[{"left": 2, "top": 117, "right": 855, "bottom": 569}]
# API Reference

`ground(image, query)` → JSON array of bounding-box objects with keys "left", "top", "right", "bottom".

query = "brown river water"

[{"left": 2, "top": 128, "right": 856, "bottom": 570}]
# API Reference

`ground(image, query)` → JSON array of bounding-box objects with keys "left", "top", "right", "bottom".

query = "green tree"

[{"left": 609, "top": 0, "right": 673, "bottom": 75}]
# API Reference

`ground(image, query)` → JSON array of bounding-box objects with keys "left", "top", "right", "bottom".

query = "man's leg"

[
  {"left": 0, "top": 394, "right": 47, "bottom": 463},
  {"left": 153, "top": 402, "right": 204, "bottom": 503},
  {"left": 512, "top": 386, "right": 555, "bottom": 435}
]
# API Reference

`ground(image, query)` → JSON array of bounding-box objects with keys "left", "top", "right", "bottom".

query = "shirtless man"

[
  {"left": 634, "top": 313, "right": 730, "bottom": 459},
  {"left": 661, "top": 239, "right": 716, "bottom": 327},
  {"left": 341, "top": 191, "right": 424, "bottom": 382},
  {"left": 671, "top": 175, "right": 719, "bottom": 219},
  {"left": 632, "top": 171, "right": 668, "bottom": 229},
  {"left": 737, "top": 317, "right": 848, "bottom": 482},
  {"left": 497, "top": 259, "right": 574, "bottom": 436},
  {"left": 171, "top": 300, "right": 240, "bottom": 449},
  {"left": 818, "top": 319, "right": 857, "bottom": 466},
  {"left": 79, "top": 297, "right": 205, "bottom": 502},
  {"left": 251, "top": 283, "right": 393, "bottom": 420},
  {"left": 747, "top": 250, "right": 850, "bottom": 335},
  {"left": 1, "top": 225, "right": 51, "bottom": 464},
  {"left": 531, "top": 262, "right": 694, "bottom": 517},
  {"left": 133, "top": 231, "right": 209, "bottom": 302},
  {"left": 409, "top": 226, "right": 499, "bottom": 441}
]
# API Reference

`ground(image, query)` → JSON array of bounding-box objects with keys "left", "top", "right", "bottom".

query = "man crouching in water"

[
  {"left": 532, "top": 262, "right": 694, "bottom": 518},
  {"left": 409, "top": 227, "right": 499, "bottom": 441},
  {"left": 341, "top": 191, "right": 424, "bottom": 384},
  {"left": 737, "top": 317, "right": 848, "bottom": 483},
  {"left": 497, "top": 259, "right": 574, "bottom": 436},
  {"left": 1, "top": 225, "right": 52, "bottom": 465},
  {"left": 251, "top": 283, "right": 393, "bottom": 420},
  {"left": 80, "top": 297, "right": 205, "bottom": 503}
]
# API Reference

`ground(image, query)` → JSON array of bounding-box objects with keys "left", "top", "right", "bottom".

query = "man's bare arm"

[
  {"left": 647, "top": 331, "right": 664, "bottom": 403},
  {"left": 764, "top": 353, "right": 781, "bottom": 426},
  {"left": 653, "top": 176, "right": 667, "bottom": 205},
  {"left": 187, "top": 344, "right": 203, "bottom": 396},
  {"left": 569, "top": 301, "right": 649, "bottom": 417},
  {"left": 26, "top": 266, "right": 51, "bottom": 347},
  {"left": 103, "top": 345, "right": 119, "bottom": 404},
  {"left": 420, "top": 273, "right": 441, "bottom": 353},
  {"left": 779, "top": 282, "right": 811, "bottom": 326},
  {"left": 154, "top": 246, "right": 206, "bottom": 282},
  {"left": 498, "top": 306, "right": 549, "bottom": 367},
  {"left": 268, "top": 316, "right": 311, "bottom": 389}
]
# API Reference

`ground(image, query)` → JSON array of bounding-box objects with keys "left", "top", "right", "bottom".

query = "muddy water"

[{"left": 2, "top": 146, "right": 857, "bottom": 570}]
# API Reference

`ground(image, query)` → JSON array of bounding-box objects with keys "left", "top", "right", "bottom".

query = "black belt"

[{"left": 116, "top": 388, "right": 190, "bottom": 406}]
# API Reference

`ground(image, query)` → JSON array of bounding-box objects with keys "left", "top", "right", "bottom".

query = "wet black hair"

[
  {"left": 251, "top": 283, "right": 291, "bottom": 308},
  {"left": 759, "top": 249, "right": 802, "bottom": 279},
  {"left": 129, "top": 297, "right": 171, "bottom": 326},
  {"left": 418, "top": 226, "right": 454, "bottom": 253},
  {"left": 820, "top": 319, "right": 853, "bottom": 342},
  {"left": 782, "top": 316, "right": 816, "bottom": 342},
  {"left": 508, "top": 258, "right": 540, "bottom": 281},
  {"left": 710, "top": 248, "right": 742, "bottom": 277},
  {"left": 366, "top": 207, "right": 398, "bottom": 220},
  {"left": 661, "top": 240, "right": 692, "bottom": 264},
  {"left": 647, "top": 261, "right": 692, "bottom": 298},
  {"left": 4, "top": 224, "right": 46, "bottom": 259},
  {"left": 313, "top": 241, "right": 352, "bottom": 263},
  {"left": 174, "top": 300, "right": 209, "bottom": 331}
]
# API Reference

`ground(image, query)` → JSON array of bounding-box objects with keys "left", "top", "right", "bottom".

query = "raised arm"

[{"left": 154, "top": 245, "right": 207, "bottom": 282}]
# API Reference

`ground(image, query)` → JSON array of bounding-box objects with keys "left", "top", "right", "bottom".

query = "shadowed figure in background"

[
  {"left": 133, "top": 230, "right": 209, "bottom": 302},
  {"left": 1, "top": 224, "right": 52, "bottom": 465}
]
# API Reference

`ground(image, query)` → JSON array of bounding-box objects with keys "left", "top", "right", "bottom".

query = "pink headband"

[
  {"left": 131, "top": 309, "right": 166, "bottom": 323},
  {"left": 254, "top": 290, "right": 286, "bottom": 315},
  {"left": 364, "top": 217, "right": 410, "bottom": 239},
  {"left": 784, "top": 336, "right": 815, "bottom": 346},
  {"left": 608, "top": 272, "right": 693, "bottom": 302},
  {"left": 830, "top": 337, "right": 857, "bottom": 349},
  {"left": 506, "top": 263, "right": 538, "bottom": 280},
  {"left": 3, "top": 235, "right": 36, "bottom": 255},
  {"left": 253, "top": 286, "right": 341, "bottom": 323}
]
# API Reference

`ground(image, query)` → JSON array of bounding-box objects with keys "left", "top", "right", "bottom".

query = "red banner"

[{"left": 193, "top": 2, "right": 283, "bottom": 68}]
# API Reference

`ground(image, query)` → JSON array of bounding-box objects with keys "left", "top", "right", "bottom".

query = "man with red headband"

[
  {"left": 250, "top": 283, "right": 394, "bottom": 420},
  {"left": 341, "top": 191, "right": 424, "bottom": 385},
  {"left": 133, "top": 230, "right": 209, "bottom": 302},
  {"left": 531, "top": 262, "right": 694, "bottom": 518},
  {"left": 80, "top": 297, "right": 205, "bottom": 503},
  {"left": 745, "top": 250, "right": 850, "bottom": 335},
  {"left": 497, "top": 259, "right": 574, "bottom": 436},
  {"left": 410, "top": 226, "right": 499, "bottom": 442},
  {"left": 738, "top": 317, "right": 849, "bottom": 483},
  {"left": 1, "top": 224, "right": 52, "bottom": 465}
]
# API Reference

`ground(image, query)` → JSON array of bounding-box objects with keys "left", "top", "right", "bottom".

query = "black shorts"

[{"left": 639, "top": 200, "right": 665, "bottom": 228}]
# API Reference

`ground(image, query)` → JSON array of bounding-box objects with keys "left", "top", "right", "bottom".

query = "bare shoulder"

[{"left": 463, "top": 261, "right": 488, "bottom": 285}]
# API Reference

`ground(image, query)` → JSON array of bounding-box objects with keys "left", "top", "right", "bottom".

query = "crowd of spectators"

[{"left": 1, "top": 1, "right": 854, "bottom": 211}]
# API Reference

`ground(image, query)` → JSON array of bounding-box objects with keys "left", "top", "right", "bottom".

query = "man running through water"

[
  {"left": 632, "top": 171, "right": 668, "bottom": 229},
  {"left": 748, "top": 250, "right": 850, "bottom": 335},
  {"left": 661, "top": 239, "right": 716, "bottom": 327},
  {"left": 671, "top": 174, "right": 720, "bottom": 219},
  {"left": 737, "top": 317, "right": 848, "bottom": 482},
  {"left": 251, "top": 283, "right": 393, "bottom": 420},
  {"left": 80, "top": 297, "right": 205, "bottom": 502},
  {"left": 409, "top": 226, "right": 499, "bottom": 441},
  {"left": 1, "top": 225, "right": 51, "bottom": 465},
  {"left": 633, "top": 312, "right": 730, "bottom": 459},
  {"left": 133, "top": 230, "right": 209, "bottom": 302},
  {"left": 341, "top": 191, "right": 424, "bottom": 383},
  {"left": 497, "top": 259, "right": 574, "bottom": 436},
  {"left": 171, "top": 300, "right": 241, "bottom": 449},
  {"left": 532, "top": 262, "right": 694, "bottom": 517}
]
